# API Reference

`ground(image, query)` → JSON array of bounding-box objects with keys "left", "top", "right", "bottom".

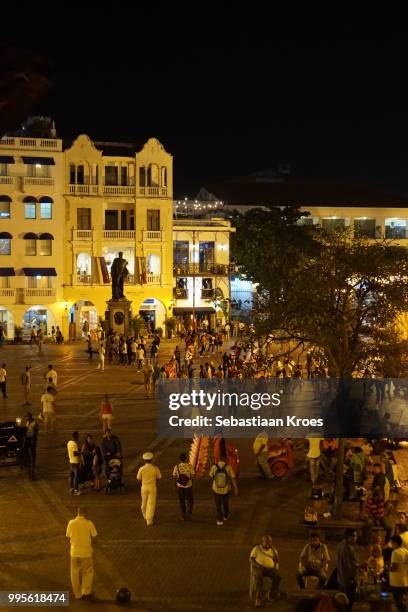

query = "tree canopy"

[{"left": 232, "top": 206, "right": 408, "bottom": 377}]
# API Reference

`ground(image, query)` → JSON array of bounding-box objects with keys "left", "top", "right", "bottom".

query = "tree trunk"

[{"left": 333, "top": 438, "right": 345, "bottom": 519}]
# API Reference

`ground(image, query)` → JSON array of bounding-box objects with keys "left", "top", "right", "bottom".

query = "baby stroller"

[{"left": 105, "top": 457, "right": 124, "bottom": 494}]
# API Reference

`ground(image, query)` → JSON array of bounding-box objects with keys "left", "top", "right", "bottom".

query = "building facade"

[
  {"left": 0, "top": 134, "right": 234, "bottom": 339},
  {"left": 0, "top": 136, "right": 64, "bottom": 338}
]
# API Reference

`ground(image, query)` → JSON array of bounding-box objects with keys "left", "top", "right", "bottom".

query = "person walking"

[
  {"left": 40, "top": 386, "right": 57, "bottom": 433},
  {"left": 306, "top": 436, "right": 322, "bottom": 488},
  {"left": 137, "top": 345, "right": 145, "bottom": 370},
  {"left": 0, "top": 363, "right": 7, "bottom": 398},
  {"left": 37, "top": 328, "right": 43, "bottom": 352},
  {"left": 137, "top": 452, "right": 162, "bottom": 526},
  {"left": 97, "top": 344, "right": 105, "bottom": 371},
  {"left": 336, "top": 529, "right": 359, "bottom": 610},
  {"left": 87, "top": 335, "right": 93, "bottom": 359},
  {"left": 143, "top": 359, "right": 154, "bottom": 397},
  {"left": 172, "top": 452, "right": 195, "bottom": 520},
  {"left": 209, "top": 454, "right": 238, "bottom": 525},
  {"left": 66, "top": 507, "right": 97, "bottom": 600},
  {"left": 67, "top": 431, "right": 82, "bottom": 495},
  {"left": 21, "top": 366, "right": 32, "bottom": 406},
  {"left": 389, "top": 534, "right": 408, "bottom": 612},
  {"left": 253, "top": 432, "right": 273, "bottom": 479},
  {"left": 100, "top": 395, "right": 113, "bottom": 432},
  {"left": 23, "top": 412, "right": 39, "bottom": 474},
  {"left": 45, "top": 364, "right": 58, "bottom": 387}
]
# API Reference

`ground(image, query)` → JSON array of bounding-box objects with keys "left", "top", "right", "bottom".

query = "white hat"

[{"left": 142, "top": 452, "right": 154, "bottom": 461}]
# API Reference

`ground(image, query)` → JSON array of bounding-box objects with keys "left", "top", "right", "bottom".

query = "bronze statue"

[{"left": 110, "top": 252, "right": 129, "bottom": 300}]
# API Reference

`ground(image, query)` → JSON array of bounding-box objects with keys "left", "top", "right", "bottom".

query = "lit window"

[
  {"left": 25, "top": 239, "right": 36, "bottom": 256},
  {"left": 39, "top": 239, "right": 52, "bottom": 256},
  {"left": 40, "top": 202, "right": 52, "bottom": 219},
  {"left": 0, "top": 199, "right": 10, "bottom": 218},
  {"left": 25, "top": 203, "right": 36, "bottom": 219},
  {"left": 0, "top": 239, "right": 11, "bottom": 255}
]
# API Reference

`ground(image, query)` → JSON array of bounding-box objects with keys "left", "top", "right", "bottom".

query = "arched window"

[
  {"left": 0, "top": 232, "right": 12, "bottom": 255},
  {"left": 23, "top": 196, "right": 37, "bottom": 219},
  {"left": 139, "top": 166, "right": 146, "bottom": 187},
  {"left": 39, "top": 196, "right": 53, "bottom": 219},
  {"left": 24, "top": 232, "right": 37, "bottom": 256},
  {"left": 0, "top": 195, "right": 11, "bottom": 219},
  {"left": 38, "top": 233, "right": 53, "bottom": 256},
  {"left": 161, "top": 166, "right": 167, "bottom": 187},
  {"left": 146, "top": 166, "right": 152, "bottom": 187}
]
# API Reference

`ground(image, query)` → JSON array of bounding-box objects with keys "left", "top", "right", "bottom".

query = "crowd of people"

[{"left": 4, "top": 321, "right": 408, "bottom": 609}]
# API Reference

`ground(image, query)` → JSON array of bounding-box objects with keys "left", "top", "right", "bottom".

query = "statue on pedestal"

[{"left": 110, "top": 252, "right": 129, "bottom": 300}]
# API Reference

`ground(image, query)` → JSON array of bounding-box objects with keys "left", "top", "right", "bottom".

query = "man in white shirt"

[
  {"left": 66, "top": 507, "right": 97, "bottom": 600},
  {"left": 67, "top": 431, "right": 82, "bottom": 495},
  {"left": 0, "top": 363, "right": 7, "bottom": 398},
  {"left": 306, "top": 436, "right": 323, "bottom": 486},
  {"left": 97, "top": 344, "right": 105, "bottom": 371},
  {"left": 250, "top": 535, "right": 281, "bottom": 606},
  {"left": 137, "top": 452, "right": 162, "bottom": 526},
  {"left": 390, "top": 535, "right": 408, "bottom": 612},
  {"left": 41, "top": 386, "right": 56, "bottom": 433},
  {"left": 253, "top": 432, "right": 273, "bottom": 479},
  {"left": 45, "top": 364, "right": 58, "bottom": 387}
]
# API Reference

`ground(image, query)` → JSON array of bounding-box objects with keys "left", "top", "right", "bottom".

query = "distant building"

[{"left": 0, "top": 132, "right": 234, "bottom": 338}]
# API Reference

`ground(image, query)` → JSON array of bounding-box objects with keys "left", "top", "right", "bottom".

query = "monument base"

[{"left": 105, "top": 298, "right": 132, "bottom": 336}]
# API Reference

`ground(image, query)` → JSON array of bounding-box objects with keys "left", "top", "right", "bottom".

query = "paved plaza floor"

[{"left": 0, "top": 340, "right": 387, "bottom": 611}]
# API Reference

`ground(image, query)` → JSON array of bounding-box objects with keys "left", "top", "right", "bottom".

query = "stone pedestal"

[{"left": 105, "top": 298, "right": 132, "bottom": 336}]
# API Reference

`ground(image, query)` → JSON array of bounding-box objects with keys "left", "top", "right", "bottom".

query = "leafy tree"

[
  {"left": 233, "top": 206, "right": 408, "bottom": 517},
  {"left": 232, "top": 207, "right": 408, "bottom": 377}
]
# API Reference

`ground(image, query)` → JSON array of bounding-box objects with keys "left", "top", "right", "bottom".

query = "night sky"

[{"left": 3, "top": 7, "right": 408, "bottom": 197}]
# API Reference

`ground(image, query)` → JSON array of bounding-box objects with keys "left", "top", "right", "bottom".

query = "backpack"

[
  {"left": 176, "top": 466, "right": 190, "bottom": 487},
  {"left": 21, "top": 373, "right": 29, "bottom": 385},
  {"left": 213, "top": 464, "right": 229, "bottom": 489}
]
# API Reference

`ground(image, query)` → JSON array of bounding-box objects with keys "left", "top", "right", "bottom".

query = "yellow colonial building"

[{"left": 0, "top": 133, "right": 234, "bottom": 339}]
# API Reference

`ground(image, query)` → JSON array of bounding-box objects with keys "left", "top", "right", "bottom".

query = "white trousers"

[{"left": 141, "top": 485, "right": 157, "bottom": 525}]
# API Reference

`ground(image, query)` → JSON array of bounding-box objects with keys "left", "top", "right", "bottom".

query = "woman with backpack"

[
  {"left": 209, "top": 454, "right": 238, "bottom": 525},
  {"left": 172, "top": 452, "right": 195, "bottom": 520}
]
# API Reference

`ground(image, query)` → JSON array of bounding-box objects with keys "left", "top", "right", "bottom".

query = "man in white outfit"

[
  {"left": 137, "top": 452, "right": 162, "bottom": 526},
  {"left": 66, "top": 507, "right": 97, "bottom": 600},
  {"left": 97, "top": 344, "right": 105, "bottom": 371}
]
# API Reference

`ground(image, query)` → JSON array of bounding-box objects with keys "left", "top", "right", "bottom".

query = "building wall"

[
  {"left": 0, "top": 137, "right": 65, "bottom": 337},
  {"left": 0, "top": 134, "right": 235, "bottom": 339}
]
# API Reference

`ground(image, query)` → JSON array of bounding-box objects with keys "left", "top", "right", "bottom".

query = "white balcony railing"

[
  {"left": 0, "top": 137, "right": 62, "bottom": 151},
  {"left": 138, "top": 186, "right": 167, "bottom": 197},
  {"left": 0, "top": 176, "right": 13, "bottom": 185},
  {"left": 73, "top": 229, "right": 92, "bottom": 240},
  {"left": 23, "top": 177, "right": 55, "bottom": 187},
  {"left": 103, "top": 230, "right": 135, "bottom": 239},
  {"left": 103, "top": 186, "right": 135, "bottom": 196},
  {"left": 68, "top": 184, "right": 99, "bottom": 195},
  {"left": 146, "top": 273, "right": 161, "bottom": 284},
  {"left": 143, "top": 230, "right": 162, "bottom": 241},
  {"left": 76, "top": 274, "right": 92, "bottom": 284},
  {"left": 25, "top": 288, "right": 56, "bottom": 297},
  {"left": 0, "top": 288, "right": 15, "bottom": 297}
]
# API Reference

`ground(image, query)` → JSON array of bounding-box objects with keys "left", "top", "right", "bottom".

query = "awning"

[
  {"left": 23, "top": 268, "right": 57, "bottom": 276},
  {"left": 0, "top": 268, "right": 15, "bottom": 277},
  {"left": 173, "top": 307, "right": 215, "bottom": 314},
  {"left": 38, "top": 232, "right": 54, "bottom": 240},
  {"left": 0, "top": 232, "right": 12, "bottom": 239},
  {"left": 0, "top": 156, "right": 14, "bottom": 164},
  {"left": 23, "top": 232, "right": 37, "bottom": 240},
  {"left": 22, "top": 156, "right": 55, "bottom": 166}
]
